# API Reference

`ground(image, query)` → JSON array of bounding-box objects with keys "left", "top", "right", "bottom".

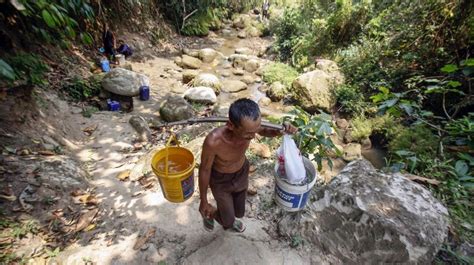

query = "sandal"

[
  {"left": 202, "top": 216, "right": 214, "bottom": 232},
  {"left": 231, "top": 219, "right": 246, "bottom": 233}
]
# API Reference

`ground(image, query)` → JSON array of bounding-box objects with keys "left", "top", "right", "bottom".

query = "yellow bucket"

[{"left": 151, "top": 135, "right": 196, "bottom": 203}]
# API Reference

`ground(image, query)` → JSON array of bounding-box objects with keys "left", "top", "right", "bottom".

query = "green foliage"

[
  {"left": 445, "top": 113, "right": 474, "bottom": 149},
  {"left": 0, "top": 219, "right": 39, "bottom": 239},
  {"left": 64, "top": 75, "right": 102, "bottom": 101},
  {"left": 0, "top": 59, "right": 16, "bottom": 81},
  {"left": 350, "top": 114, "right": 402, "bottom": 142},
  {"left": 388, "top": 125, "right": 439, "bottom": 169},
  {"left": 350, "top": 116, "right": 373, "bottom": 141},
  {"left": 21, "top": 0, "right": 94, "bottom": 45},
  {"left": 262, "top": 62, "right": 298, "bottom": 89},
  {"left": 334, "top": 84, "right": 367, "bottom": 115},
  {"left": 4, "top": 53, "right": 49, "bottom": 86},
  {"left": 181, "top": 8, "right": 224, "bottom": 36},
  {"left": 284, "top": 106, "right": 340, "bottom": 171}
]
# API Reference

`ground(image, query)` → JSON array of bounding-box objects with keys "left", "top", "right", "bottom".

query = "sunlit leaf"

[
  {"left": 440, "top": 64, "right": 458, "bottom": 73},
  {"left": 42, "top": 9, "right": 56, "bottom": 28},
  {"left": 447, "top": 81, "right": 462, "bottom": 88}
]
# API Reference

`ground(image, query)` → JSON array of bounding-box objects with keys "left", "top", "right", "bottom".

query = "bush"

[
  {"left": 262, "top": 62, "right": 298, "bottom": 89},
  {"left": 334, "top": 84, "right": 367, "bottom": 115},
  {"left": 64, "top": 75, "right": 102, "bottom": 101},
  {"left": 388, "top": 125, "right": 439, "bottom": 160},
  {"left": 4, "top": 53, "right": 49, "bottom": 86},
  {"left": 350, "top": 114, "right": 402, "bottom": 142}
]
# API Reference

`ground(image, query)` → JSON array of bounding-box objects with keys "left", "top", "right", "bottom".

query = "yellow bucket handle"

[{"left": 165, "top": 134, "right": 179, "bottom": 177}]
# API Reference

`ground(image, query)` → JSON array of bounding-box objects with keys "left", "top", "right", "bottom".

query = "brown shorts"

[{"left": 210, "top": 160, "right": 249, "bottom": 229}]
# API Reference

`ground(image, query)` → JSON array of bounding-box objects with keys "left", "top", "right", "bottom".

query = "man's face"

[{"left": 230, "top": 116, "right": 261, "bottom": 141}]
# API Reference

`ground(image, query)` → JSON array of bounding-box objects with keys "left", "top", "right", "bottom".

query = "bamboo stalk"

[{"left": 153, "top": 116, "right": 284, "bottom": 131}]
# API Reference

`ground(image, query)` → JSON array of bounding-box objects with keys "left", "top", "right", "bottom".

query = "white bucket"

[{"left": 274, "top": 157, "right": 317, "bottom": 212}]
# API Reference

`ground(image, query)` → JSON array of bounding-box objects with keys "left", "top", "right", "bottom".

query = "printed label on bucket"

[
  {"left": 275, "top": 185, "right": 301, "bottom": 208},
  {"left": 181, "top": 174, "right": 194, "bottom": 200}
]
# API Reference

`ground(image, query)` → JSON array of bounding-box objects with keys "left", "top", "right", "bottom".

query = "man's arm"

[
  {"left": 258, "top": 121, "right": 298, "bottom": 137},
  {"left": 198, "top": 135, "right": 216, "bottom": 218}
]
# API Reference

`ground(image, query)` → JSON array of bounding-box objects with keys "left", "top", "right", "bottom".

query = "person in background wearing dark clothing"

[
  {"left": 102, "top": 23, "right": 116, "bottom": 62},
  {"left": 117, "top": 40, "right": 133, "bottom": 58}
]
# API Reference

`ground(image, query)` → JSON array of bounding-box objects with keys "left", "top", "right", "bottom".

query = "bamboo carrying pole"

[{"left": 153, "top": 116, "right": 285, "bottom": 131}]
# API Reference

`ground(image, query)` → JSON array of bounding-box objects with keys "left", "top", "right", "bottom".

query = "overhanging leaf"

[
  {"left": 42, "top": 9, "right": 56, "bottom": 28},
  {"left": 447, "top": 81, "right": 462, "bottom": 88},
  {"left": 0, "top": 59, "right": 16, "bottom": 80}
]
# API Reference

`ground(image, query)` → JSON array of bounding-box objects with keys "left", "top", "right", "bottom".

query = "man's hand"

[
  {"left": 283, "top": 121, "right": 298, "bottom": 134},
  {"left": 199, "top": 201, "right": 215, "bottom": 219}
]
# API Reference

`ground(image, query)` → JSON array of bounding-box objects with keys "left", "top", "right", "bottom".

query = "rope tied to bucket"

[{"left": 164, "top": 133, "right": 179, "bottom": 177}]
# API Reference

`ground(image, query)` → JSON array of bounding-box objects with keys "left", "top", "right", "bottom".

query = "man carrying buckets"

[{"left": 199, "top": 98, "right": 297, "bottom": 232}]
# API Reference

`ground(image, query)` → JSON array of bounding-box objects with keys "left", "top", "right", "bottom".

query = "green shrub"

[
  {"left": 334, "top": 84, "right": 367, "bottom": 115},
  {"left": 388, "top": 125, "right": 438, "bottom": 159},
  {"left": 350, "top": 115, "right": 373, "bottom": 141},
  {"left": 64, "top": 75, "right": 102, "bottom": 101},
  {"left": 351, "top": 114, "right": 402, "bottom": 141},
  {"left": 262, "top": 62, "right": 298, "bottom": 89},
  {"left": 4, "top": 53, "right": 49, "bottom": 86}
]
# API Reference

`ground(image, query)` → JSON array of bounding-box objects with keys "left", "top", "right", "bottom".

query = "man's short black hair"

[{"left": 229, "top": 98, "right": 261, "bottom": 127}]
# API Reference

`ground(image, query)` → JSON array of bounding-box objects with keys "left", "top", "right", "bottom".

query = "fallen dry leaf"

[
  {"left": 406, "top": 174, "right": 441, "bottom": 186},
  {"left": 75, "top": 194, "right": 98, "bottom": 205},
  {"left": 249, "top": 142, "right": 272, "bottom": 158},
  {"left": 116, "top": 170, "right": 131, "bottom": 181},
  {"left": 133, "top": 228, "right": 156, "bottom": 250},
  {"left": 84, "top": 224, "right": 96, "bottom": 231},
  {"left": 38, "top": 150, "right": 55, "bottom": 156},
  {"left": 74, "top": 208, "right": 99, "bottom": 233},
  {"left": 82, "top": 124, "right": 98, "bottom": 134}
]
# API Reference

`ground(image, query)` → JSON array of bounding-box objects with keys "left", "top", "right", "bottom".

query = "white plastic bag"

[{"left": 276, "top": 135, "right": 306, "bottom": 184}]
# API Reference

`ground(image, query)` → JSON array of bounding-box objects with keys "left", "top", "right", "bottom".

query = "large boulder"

[
  {"left": 235, "top": 47, "right": 253, "bottom": 55},
  {"left": 292, "top": 70, "right": 336, "bottom": 112},
  {"left": 229, "top": 54, "right": 249, "bottom": 69},
  {"left": 278, "top": 160, "right": 449, "bottom": 264},
  {"left": 184, "top": 87, "right": 217, "bottom": 104},
  {"left": 198, "top": 48, "right": 218, "bottom": 63},
  {"left": 101, "top": 68, "right": 149, "bottom": 96},
  {"left": 222, "top": 80, "right": 247, "bottom": 93},
  {"left": 193, "top": 73, "right": 222, "bottom": 93},
  {"left": 244, "top": 59, "right": 260, "bottom": 73},
  {"left": 181, "top": 55, "right": 202, "bottom": 69},
  {"left": 159, "top": 96, "right": 195, "bottom": 122},
  {"left": 315, "top": 59, "right": 345, "bottom": 85},
  {"left": 266, "top": 82, "right": 286, "bottom": 102}
]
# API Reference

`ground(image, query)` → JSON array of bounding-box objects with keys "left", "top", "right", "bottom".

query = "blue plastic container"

[
  {"left": 101, "top": 59, "right": 110, "bottom": 72},
  {"left": 107, "top": 99, "right": 120, "bottom": 111},
  {"left": 139, "top": 86, "right": 150, "bottom": 101}
]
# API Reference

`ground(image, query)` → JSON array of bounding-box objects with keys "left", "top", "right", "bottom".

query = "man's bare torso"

[{"left": 206, "top": 126, "right": 250, "bottom": 173}]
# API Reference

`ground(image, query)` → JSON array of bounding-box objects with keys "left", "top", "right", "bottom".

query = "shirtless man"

[{"left": 198, "top": 98, "right": 297, "bottom": 232}]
